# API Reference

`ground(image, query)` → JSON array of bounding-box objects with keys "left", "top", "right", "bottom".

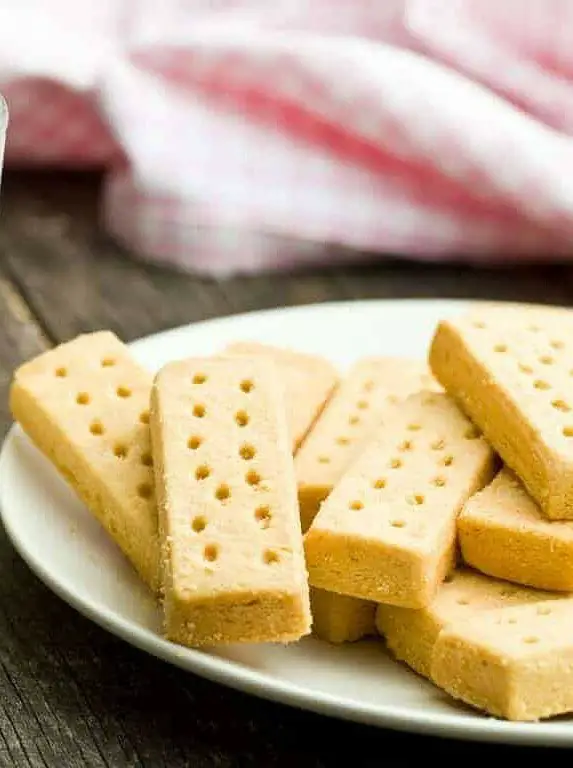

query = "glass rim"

[{"left": 0, "top": 93, "right": 8, "bottom": 125}]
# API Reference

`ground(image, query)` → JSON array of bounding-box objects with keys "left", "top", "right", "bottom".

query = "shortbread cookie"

[
  {"left": 304, "top": 391, "right": 496, "bottom": 608},
  {"left": 431, "top": 598, "right": 573, "bottom": 721},
  {"left": 310, "top": 587, "right": 376, "bottom": 644},
  {"left": 223, "top": 341, "right": 338, "bottom": 453},
  {"left": 150, "top": 356, "right": 311, "bottom": 647},
  {"left": 459, "top": 468, "right": 573, "bottom": 592},
  {"left": 9, "top": 332, "right": 159, "bottom": 591},
  {"left": 376, "top": 567, "right": 559, "bottom": 679},
  {"left": 430, "top": 305, "right": 573, "bottom": 520},
  {"left": 299, "top": 360, "right": 438, "bottom": 643},
  {"left": 295, "top": 357, "right": 438, "bottom": 532}
]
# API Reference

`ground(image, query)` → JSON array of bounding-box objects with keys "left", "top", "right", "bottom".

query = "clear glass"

[{"left": 0, "top": 95, "right": 7, "bottom": 185}]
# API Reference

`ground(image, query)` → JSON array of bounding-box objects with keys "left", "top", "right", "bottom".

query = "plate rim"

[
  {"left": 2, "top": 296, "right": 573, "bottom": 748},
  {"left": 127, "top": 296, "right": 558, "bottom": 352}
]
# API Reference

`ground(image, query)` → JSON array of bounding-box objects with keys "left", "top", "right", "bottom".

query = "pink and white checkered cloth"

[{"left": 2, "top": 0, "right": 573, "bottom": 276}]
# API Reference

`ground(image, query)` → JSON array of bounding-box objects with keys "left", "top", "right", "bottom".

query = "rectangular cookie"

[
  {"left": 9, "top": 331, "right": 159, "bottom": 591},
  {"left": 304, "top": 391, "right": 496, "bottom": 608},
  {"left": 429, "top": 305, "right": 573, "bottom": 520},
  {"left": 223, "top": 341, "right": 338, "bottom": 454},
  {"left": 376, "top": 567, "right": 560, "bottom": 679},
  {"left": 295, "top": 357, "right": 438, "bottom": 533},
  {"left": 310, "top": 587, "right": 376, "bottom": 644},
  {"left": 150, "top": 356, "right": 311, "bottom": 647},
  {"left": 431, "top": 598, "right": 573, "bottom": 721},
  {"left": 299, "top": 359, "right": 438, "bottom": 644},
  {"left": 459, "top": 468, "right": 573, "bottom": 592}
]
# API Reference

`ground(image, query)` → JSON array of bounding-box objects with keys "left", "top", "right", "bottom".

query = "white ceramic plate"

[{"left": 2, "top": 298, "right": 571, "bottom": 748}]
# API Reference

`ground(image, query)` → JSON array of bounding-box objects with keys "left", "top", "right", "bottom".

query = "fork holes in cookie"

[
  {"left": 373, "top": 478, "right": 386, "bottom": 490},
  {"left": 523, "top": 636, "right": 539, "bottom": 645},
  {"left": 193, "top": 404, "right": 206, "bottom": 418},
  {"left": 494, "top": 344, "right": 508, "bottom": 353},
  {"left": 457, "top": 598, "right": 470, "bottom": 606},
  {"left": 464, "top": 426, "right": 480, "bottom": 440},
  {"left": 390, "top": 458, "right": 402, "bottom": 469},
  {"left": 349, "top": 500, "right": 363, "bottom": 511},
  {"left": 89, "top": 420, "right": 104, "bottom": 436},
  {"left": 76, "top": 392, "right": 90, "bottom": 405},
  {"left": 551, "top": 340, "right": 565, "bottom": 350},
  {"left": 235, "top": 410, "right": 249, "bottom": 427},
  {"left": 349, "top": 415, "right": 360, "bottom": 426},
  {"left": 431, "top": 439, "right": 445, "bottom": 451},
  {"left": 116, "top": 386, "right": 132, "bottom": 399},
  {"left": 215, "top": 484, "right": 231, "bottom": 501},
  {"left": 442, "top": 455, "right": 454, "bottom": 467},
  {"left": 240, "top": 379, "right": 254, "bottom": 393},
  {"left": 55, "top": 367, "right": 67, "bottom": 378},
  {"left": 195, "top": 465, "right": 210, "bottom": 481},
  {"left": 192, "top": 373, "right": 207, "bottom": 385},
  {"left": 407, "top": 423, "right": 421, "bottom": 432},
  {"left": 239, "top": 444, "right": 256, "bottom": 460},
  {"left": 188, "top": 436, "right": 202, "bottom": 450},
  {"left": 390, "top": 519, "right": 406, "bottom": 528},
  {"left": 539, "top": 355, "right": 554, "bottom": 365},
  {"left": 203, "top": 544, "right": 219, "bottom": 562},
  {"left": 141, "top": 452, "right": 153, "bottom": 467},
  {"left": 192, "top": 516, "right": 207, "bottom": 533},
  {"left": 137, "top": 483, "right": 152, "bottom": 500},
  {"left": 398, "top": 440, "right": 413, "bottom": 452},
  {"left": 407, "top": 494, "right": 425, "bottom": 506},
  {"left": 518, "top": 363, "right": 533, "bottom": 374},
  {"left": 317, "top": 456, "right": 330, "bottom": 464},
  {"left": 140, "top": 411, "right": 150, "bottom": 425},
  {"left": 101, "top": 358, "right": 115, "bottom": 367},
  {"left": 263, "top": 549, "right": 279, "bottom": 565},
  {"left": 563, "top": 426, "right": 573, "bottom": 438},
  {"left": 472, "top": 321, "right": 486, "bottom": 329},
  {"left": 432, "top": 476, "right": 447, "bottom": 487},
  {"left": 533, "top": 380, "right": 550, "bottom": 391},
  {"left": 114, "top": 443, "right": 128, "bottom": 459},
  {"left": 552, "top": 400, "right": 570, "bottom": 413},
  {"left": 337, "top": 436, "right": 350, "bottom": 446},
  {"left": 246, "top": 470, "right": 261, "bottom": 487},
  {"left": 357, "top": 400, "right": 368, "bottom": 410},
  {"left": 255, "top": 506, "right": 271, "bottom": 528}
]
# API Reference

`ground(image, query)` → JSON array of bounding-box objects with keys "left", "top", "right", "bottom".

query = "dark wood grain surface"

[{"left": 1, "top": 170, "right": 573, "bottom": 767}]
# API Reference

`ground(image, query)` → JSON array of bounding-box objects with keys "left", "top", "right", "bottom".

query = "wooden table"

[{"left": 1, "top": 170, "right": 572, "bottom": 767}]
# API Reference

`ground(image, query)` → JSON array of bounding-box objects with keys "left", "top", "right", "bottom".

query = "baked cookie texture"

[
  {"left": 10, "top": 331, "right": 160, "bottom": 592},
  {"left": 459, "top": 468, "right": 573, "bottom": 592},
  {"left": 150, "top": 356, "right": 311, "bottom": 647},
  {"left": 223, "top": 341, "right": 338, "bottom": 455},
  {"left": 295, "top": 357, "right": 439, "bottom": 533},
  {"left": 304, "top": 391, "right": 496, "bottom": 608},
  {"left": 430, "top": 305, "right": 573, "bottom": 520},
  {"left": 432, "top": 598, "right": 573, "bottom": 721},
  {"left": 376, "top": 567, "right": 561, "bottom": 679}
]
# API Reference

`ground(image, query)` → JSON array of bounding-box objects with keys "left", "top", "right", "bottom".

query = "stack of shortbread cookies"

[{"left": 11, "top": 303, "right": 573, "bottom": 723}]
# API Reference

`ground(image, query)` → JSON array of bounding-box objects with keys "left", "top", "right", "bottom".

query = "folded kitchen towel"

[{"left": 1, "top": 0, "right": 573, "bottom": 276}]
